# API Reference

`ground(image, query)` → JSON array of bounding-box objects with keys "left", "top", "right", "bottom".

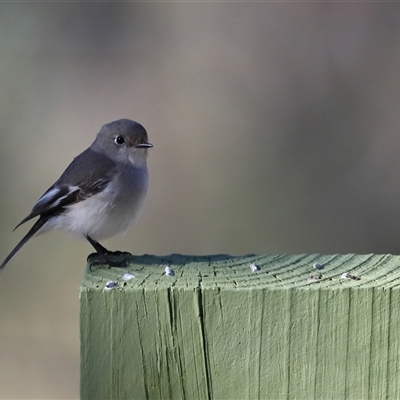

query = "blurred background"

[{"left": 1, "top": 2, "right": 400, "bottom": 398}]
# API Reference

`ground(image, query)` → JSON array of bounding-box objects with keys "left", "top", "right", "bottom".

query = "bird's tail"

[{"left": 0, "top": 217, "right": 48, "bottom": 273}]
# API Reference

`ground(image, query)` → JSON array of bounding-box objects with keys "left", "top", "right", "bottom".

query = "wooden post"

[{"left": 80, "top": 253, "right": 400, "bottom": 399}]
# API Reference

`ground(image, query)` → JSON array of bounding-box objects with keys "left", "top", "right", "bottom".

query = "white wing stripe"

[
  {"left": 35, "top": 187, "right": 61, "bottom": 207},
  {"left": 35, "top": 186, "right": 80, "bottom": 209}
]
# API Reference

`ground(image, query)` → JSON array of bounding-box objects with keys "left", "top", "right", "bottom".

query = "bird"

[{"left": 0, "top": 118, "right": 152, "bottom": 273}]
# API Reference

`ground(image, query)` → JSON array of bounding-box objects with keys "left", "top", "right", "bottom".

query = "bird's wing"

[{"left": 14, "top": 148, "right": 116, "bottom": 229}]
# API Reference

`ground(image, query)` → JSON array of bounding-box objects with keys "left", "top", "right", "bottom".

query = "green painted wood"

[{"left": 80, "top": 253, "right": 400, "bottom": 400}]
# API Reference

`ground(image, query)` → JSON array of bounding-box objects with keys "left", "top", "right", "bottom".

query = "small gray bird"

[{"left": 0, "top": 119, "right": 152, "bottom": 272}]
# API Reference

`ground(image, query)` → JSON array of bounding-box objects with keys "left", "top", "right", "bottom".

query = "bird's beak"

[{"left": 136, "top": 142, "right": 153, "bottom": 148}]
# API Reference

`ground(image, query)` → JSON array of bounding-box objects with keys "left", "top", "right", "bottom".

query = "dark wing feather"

[{"left": 14, "top": 148, "right": 116, "bottom": 229}]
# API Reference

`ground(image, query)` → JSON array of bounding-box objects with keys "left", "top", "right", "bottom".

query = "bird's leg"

[
  {"left": 86, "top": 236, "right": 132, "bottom": 268},
  {"left": 86, "top": 236, "right": 109, "bottom": 254}
]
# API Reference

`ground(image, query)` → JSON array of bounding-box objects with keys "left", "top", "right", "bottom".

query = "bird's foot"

[{"left": 87, "top": 251, "right": 132, "bottom": 270}]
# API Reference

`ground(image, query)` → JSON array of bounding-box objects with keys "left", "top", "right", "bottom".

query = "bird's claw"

[{"left": 87, "top": 251, "right": 132, "bottom": 270}]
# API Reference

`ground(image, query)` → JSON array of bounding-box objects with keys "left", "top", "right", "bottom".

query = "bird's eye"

[{"left": 115, "top": 136, "right": 125, "bottom": 145}]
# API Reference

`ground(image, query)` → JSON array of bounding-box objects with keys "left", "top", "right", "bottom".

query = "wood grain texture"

[{"left": 80, "top": 253, "right": 400, "bottom": 399}]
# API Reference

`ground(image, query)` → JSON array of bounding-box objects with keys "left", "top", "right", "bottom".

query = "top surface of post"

[{"left": 80, "top": 253, "right": 400, "bottom": 291}]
